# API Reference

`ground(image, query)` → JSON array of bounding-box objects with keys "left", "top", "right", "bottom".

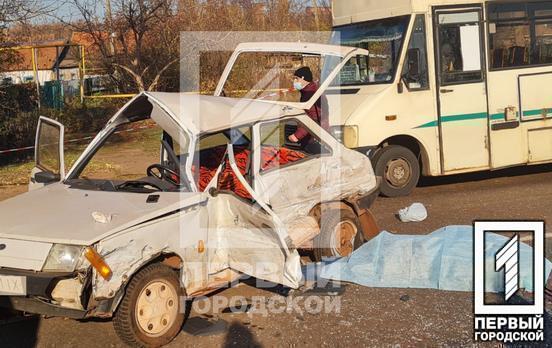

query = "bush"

[{"left": 0, "top": 84, "right": 123, "bottom": 165}]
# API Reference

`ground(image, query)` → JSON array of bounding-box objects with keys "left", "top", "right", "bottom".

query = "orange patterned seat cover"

[{"left": 192, "top": 145, "right": 306, "bottom": 200}]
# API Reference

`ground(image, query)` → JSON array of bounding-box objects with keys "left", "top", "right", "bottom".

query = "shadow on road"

[
  {"left": 223, "top": 322, "right": 262, "bottom": 348},
  {"left": 419, "top": 163, "right": 552, "bottom": 187},
  {"left": 0, "top": 315, "right": 39, "bottom": 348}
]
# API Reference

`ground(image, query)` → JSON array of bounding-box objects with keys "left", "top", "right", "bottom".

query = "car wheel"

[
  {"left": 313, "top": 208, "right": 364, "bottom": 262},
  {"left": 372, "top": 145, "right": 420, "bottom": 197},
  {"left": 113, "top": 263, "right": 184, "bottom": 348}
]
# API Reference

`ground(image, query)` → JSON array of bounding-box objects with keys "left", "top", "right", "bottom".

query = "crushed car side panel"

[
  {"left": 206, "top": 193, "right": 302, "bottom": 289},
  {"left": 253, "top": 115, "right": 378, "bottom": 224},
  {"left": 95, "top": 206, "right": 207, "bottom": 295}
]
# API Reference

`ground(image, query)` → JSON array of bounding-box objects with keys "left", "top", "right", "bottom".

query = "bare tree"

[
  {"left": 0, "top": 1, "right": 53, "bottom": 79},
  {"left": 54, "top": 0, "right": 332, "bottom": 93},
  {"left": 57, "top": 0, "right": 181, "bottom": 92}
]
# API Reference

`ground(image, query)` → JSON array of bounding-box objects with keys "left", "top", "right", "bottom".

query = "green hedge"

[{"left": 0, "top": 84, "right": 122, "bottom": 165}]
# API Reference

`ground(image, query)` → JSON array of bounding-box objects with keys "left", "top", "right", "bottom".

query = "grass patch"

[
  {"left": 0, "top": 123, "right": 165, "bottom": 185},
  {"left": 0, "top": 145, "right": 88, "bottom": 186},
  {"left": 0, "top": 161, "right": 34, "bottom": 186}
]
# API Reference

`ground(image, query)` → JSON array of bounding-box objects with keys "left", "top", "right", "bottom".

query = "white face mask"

[{"left": 293, "top": 81, "right": 304, "bottom": 91}]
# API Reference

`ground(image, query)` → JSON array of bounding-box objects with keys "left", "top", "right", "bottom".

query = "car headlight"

[{"left": 42, "top": 244, "right": 84, "bottom": 272}]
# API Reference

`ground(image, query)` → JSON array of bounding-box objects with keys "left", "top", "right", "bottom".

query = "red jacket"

[{"left": 293, "top": 82, "right": 329, "bottom": 141}]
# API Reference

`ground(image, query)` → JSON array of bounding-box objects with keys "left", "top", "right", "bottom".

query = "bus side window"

[
  {"left": 489, "top": 2, "right": 552, "bottom": 69},
  {"left": 402, "top": 14, "right": 430, "bottom": 90}
]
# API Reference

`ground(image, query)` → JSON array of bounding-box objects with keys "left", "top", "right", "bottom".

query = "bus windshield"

[{"left": 331, "top": 15, "right": 411, "bottom": 85}]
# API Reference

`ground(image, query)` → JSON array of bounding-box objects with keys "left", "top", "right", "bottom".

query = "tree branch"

[{"left": 147, "top": 57, "right": 179, "bottom": 91}]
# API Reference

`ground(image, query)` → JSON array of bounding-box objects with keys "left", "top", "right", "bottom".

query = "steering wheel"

[{"left": 147, "top": 164, "right": 180, "bottom": 186}]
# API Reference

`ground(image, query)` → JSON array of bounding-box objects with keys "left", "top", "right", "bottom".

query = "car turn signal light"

[{"left": 84, "top": 247, "right": 113, "bottom": 280}]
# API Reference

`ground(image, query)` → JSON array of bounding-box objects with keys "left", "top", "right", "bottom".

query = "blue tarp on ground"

[{"left": 320, "top": 225, "right": 552, "bottom": 292}]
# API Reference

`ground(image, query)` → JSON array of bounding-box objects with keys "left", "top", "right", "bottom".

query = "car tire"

[
  {"left": 313, "top": 208, "right": 364, "bottom": 262},
  {"left": 113, "top": 263, "right": 185, "bottom": 348},
  {"left": 372, "top": 145, "right": 420, "bottom": 197}
]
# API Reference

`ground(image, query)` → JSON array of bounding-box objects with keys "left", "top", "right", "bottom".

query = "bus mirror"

[{"left": 407, "top": 48, "right": 421, "bottom": 80}]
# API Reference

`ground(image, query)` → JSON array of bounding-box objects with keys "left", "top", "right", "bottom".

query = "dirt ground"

[{"left": 1, "top": 164, "right": 551, "bottom": 347}]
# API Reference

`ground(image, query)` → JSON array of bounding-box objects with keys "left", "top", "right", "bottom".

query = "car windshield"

[
  {"left": 220, "top": 52, "right": 345, "bottom": 102},
  {"left": 331, "top": 15, "right": 411, "bottom": 85},
  {"left": 70, "top": 118, "right": 192, "bottom": 193}
]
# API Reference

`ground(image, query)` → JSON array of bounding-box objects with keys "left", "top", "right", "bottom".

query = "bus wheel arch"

[{"left": 372, "top": 135, "right": 427, "bottom": 197}]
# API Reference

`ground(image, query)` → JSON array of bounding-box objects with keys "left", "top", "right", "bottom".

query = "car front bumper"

[{"left": 0, "top": 268, "right": 86, "bottom": 319}]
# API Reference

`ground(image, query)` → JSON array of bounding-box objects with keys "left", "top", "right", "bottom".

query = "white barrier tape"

[
  {"left": 0, "top": 135, "right": 95, "bottom": 155},
  {"left": 0, "top": 145, "right": 35, "bottom": 155},
  {"left": 0, "top": 124, "right": 156, "bottom": 156}
]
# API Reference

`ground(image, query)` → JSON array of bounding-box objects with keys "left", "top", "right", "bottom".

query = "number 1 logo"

[{"left": 495, "top": 234, "right": 519, "bottom": 301}]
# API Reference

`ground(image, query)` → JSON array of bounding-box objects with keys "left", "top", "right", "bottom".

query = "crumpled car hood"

[{"left": 0, "top": 183, "right": 204, "bottom": 245}]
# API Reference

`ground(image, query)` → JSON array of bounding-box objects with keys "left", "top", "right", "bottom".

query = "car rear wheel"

[
  {"left": 372, "top": 145, "right": 420, "bottom": 197},
  {"left": 313, "top": 208, "right": 364, "bottom": 261},
  {"left": 113, "top": 263, "right": 185, "bottom": 348}
]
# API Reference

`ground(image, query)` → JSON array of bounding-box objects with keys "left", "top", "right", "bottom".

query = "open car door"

[
  {"left": 29, "top": 116, "right": 65, "bottom": 191},
  {"left": 206, "top": 145, "right": 302, "bottom": 289},
  {"left": 214, "top": 42, "right": 369, "bottom": 111}
]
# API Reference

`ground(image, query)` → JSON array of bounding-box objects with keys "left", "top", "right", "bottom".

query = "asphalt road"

[{"left": 1, "top": 164, "right": 551, "bottom": 347}]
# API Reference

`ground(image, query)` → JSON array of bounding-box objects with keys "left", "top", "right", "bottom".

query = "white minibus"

[{"left": 329, "top": 0, "right": 552, "bottom": 196}]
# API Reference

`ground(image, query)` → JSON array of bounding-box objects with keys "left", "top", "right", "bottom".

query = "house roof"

[{"left": 1, "top": 39, "right": 80, "bottom": 72}]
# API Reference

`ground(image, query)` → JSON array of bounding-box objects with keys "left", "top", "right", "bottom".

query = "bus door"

[{"left": 433, "top": 6, "right": 490, "bottom": 173}]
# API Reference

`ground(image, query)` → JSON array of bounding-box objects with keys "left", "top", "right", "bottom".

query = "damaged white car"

[{"left": 0, "top": 43, "right": 379, "bottom": 347}]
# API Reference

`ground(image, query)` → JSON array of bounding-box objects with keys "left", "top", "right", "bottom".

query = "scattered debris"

[
  {"left": 222, "top": 304, "right": 253, "bottom": 314},
  {"left": 91, "top": 211, "right": 112, "bottom": 224},
  {"left": 397, "top": 203, "right": 427, "bottom": 222},
  {"left": 400, "top": 295, "right": 411, "bottom": 302}
]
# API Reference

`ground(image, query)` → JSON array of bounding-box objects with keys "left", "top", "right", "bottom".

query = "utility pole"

[{"left": 105, "top": 0, "right": 115, "bottom": 56}]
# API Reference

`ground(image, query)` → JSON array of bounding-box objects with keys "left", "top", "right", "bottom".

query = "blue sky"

[
  {"left": 36, "top": 0, "right": 327, "bottom": 24},
  {"left": 33, "top": 0, "right": 105, "bottom": 23}
]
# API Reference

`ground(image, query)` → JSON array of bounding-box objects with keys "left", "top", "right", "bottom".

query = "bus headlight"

[
  {"left": 42, "top": 244, "right": 84, "bottom": 272},
  {"left": 330, "top": 126, "right": 359, "bottom": 149}
]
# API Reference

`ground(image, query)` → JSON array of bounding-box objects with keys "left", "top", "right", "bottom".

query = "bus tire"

[
  {"left": 372, "top": 145, "right": 420, "bottom": 197},
  {"left": 113, "top": 263, "right": 185, "bottom": 348}
]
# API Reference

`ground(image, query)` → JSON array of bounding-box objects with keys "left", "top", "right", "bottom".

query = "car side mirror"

[{"left": 34, "top": 171, "right": 60, "bottom": 184}]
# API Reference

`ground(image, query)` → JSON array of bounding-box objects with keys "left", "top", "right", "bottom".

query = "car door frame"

[
  {"left": 251, "top": 114, "right": 337, "bottom": 207},
  {"left": 214, "top": 42, "right": 370, "bottom": 111},
  {"left": 29, "top": 116, "right": 65, "bottom": 191},
  {"left": 203, "top": 144, "right": 301, "bottom": 288}
]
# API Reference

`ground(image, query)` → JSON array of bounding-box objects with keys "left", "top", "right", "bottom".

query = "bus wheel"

[{"left": 372, "top": 145, "right": 420, "bottom": 197}]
